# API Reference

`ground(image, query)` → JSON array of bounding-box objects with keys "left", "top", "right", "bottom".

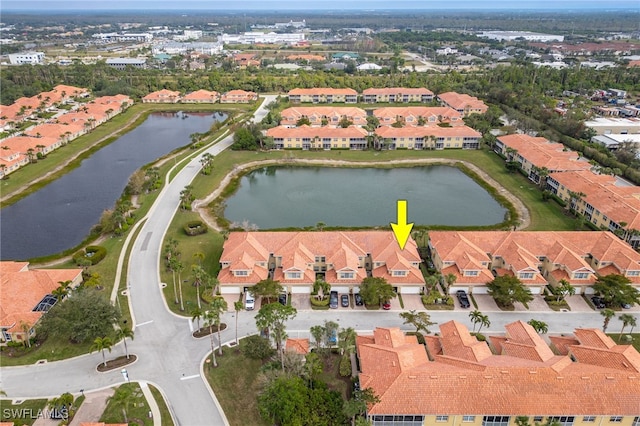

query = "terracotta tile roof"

[
  {"left": 93, "top": 94, "right": 132, "bottom": 106},
  {"left": 266, "top": 124, "right": 368, "bottom": 139},
  {"left": 548, "top": 335, "right": 580, "bottom": 355},
  {"left": 363, "top": 87, "right": 434, "bottom": 96},
  {"left": 279, "top": 106, "right": 367, "bottom": 126},
  {"left": 373, "top": 106, "right": 462, "bottom": 124},
  {"left": 142, "top": 89, "right": 181, "bottom": 101},
  {"left": 357, "top": 322, "right": 640, "bottom": 416},
  {"left": 0, "top": 261, "right": 82, "bottom": 331},
  {"left": 439, "top": 321, "right": 492, "bottom": 362},
  {"left": 25, "top": 122, "right": 85, "bottom": 140},
  {"left": 286, "top": 54, "right": 325, "bottom": 61},
  {"left": 497, "top": 134, "right": 592, "bottom": 172},
  {"left": 220, "top": 90, "right": 258, "bottom": 102},
  {"left": 286, "top": 338, "right": 310, "bottom": 354},
  {"left": 375, "top": 125, "right": 481, "bottom": 139},
  {"left": 288, "top": 88, "right": 358, "bottom": 96},
  {"left": 218, "top": 231, "right": 422, "bottom": 288},
  {"left": 437, "top": 91, "right": 488, "bottom": 114},
  {"left": 182, "top": 90, "right": 220, "bottom": 101},
  {"left": 2, "top": 135, "right": 59, "bottom": 153}
]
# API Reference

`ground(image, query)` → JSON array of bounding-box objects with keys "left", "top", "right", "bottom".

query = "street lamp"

[{"left": 121, "top": 368, "right": 129, "bottom": 383}]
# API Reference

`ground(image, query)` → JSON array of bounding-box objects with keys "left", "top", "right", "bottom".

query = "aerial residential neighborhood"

[{"left": 1, "top": 3, "right": 640, "bottom": 426}]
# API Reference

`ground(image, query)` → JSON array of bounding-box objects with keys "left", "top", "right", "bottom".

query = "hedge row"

[{"left": 73, "top": 245, "right": 106, "bottom": 266}]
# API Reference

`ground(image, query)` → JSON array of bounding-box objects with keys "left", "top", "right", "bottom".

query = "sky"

[{"left": 1, "top": 0, "right": 638, "bottom": 11}]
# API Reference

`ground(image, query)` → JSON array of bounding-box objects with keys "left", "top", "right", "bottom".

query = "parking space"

[
  {"left": 471, "top": 294, "right": 500, "bottom": 312},
  {"left": 291, "top": 294, "right": 312, "bottom": 310},
  {"left": 513, "top": 295, "right": 551, "bottom": 312},
  {"left": 400, "top": 294, "right": 425, "bottom": 310},
  {"left": 220, "top": 294, "right": 242, "bottom": 312},
  {"left": 565, "top": 295, "right": 594, "bottom": 312}
]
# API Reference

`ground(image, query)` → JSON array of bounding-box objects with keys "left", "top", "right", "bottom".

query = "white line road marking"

[
  {"left": 137, "top": 320, "right": 154, "bottom": 327},
  {"left": 180, "top": 374, "right": 200, "bottom": 381}
]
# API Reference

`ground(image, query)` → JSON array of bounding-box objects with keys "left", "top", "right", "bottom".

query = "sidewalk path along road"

[{"left": 0, "top": 95, "right": 614, "bottom": 425}]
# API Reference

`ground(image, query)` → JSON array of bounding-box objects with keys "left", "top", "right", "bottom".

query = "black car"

[
  {"left": 591, "top": 296, "right": 606, "bottom": 309},
  {"left": 456, "top": 290, "right": 471, "bottom": 308},
  {"left": 341, "top": 294, "right": 350, "bottom": 308},
  {"left": 278, "top": 293, "right": 287, "bottom": 306},
  {"left": 354, "top": 293, "right": 364, "bottom": 306},
  {"left": 329, "top": 291, "right": 339, "bottom": 309}
]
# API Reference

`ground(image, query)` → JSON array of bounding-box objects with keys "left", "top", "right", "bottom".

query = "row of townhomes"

[
  {"left": 217, "top": 231, "right": 426, "bottom": 295},
  {"left": 0, "top": 261, "right": 82, "bottom": 344},
  {"left": 141, "top": 88, "right": 258, "bottom": 104},
  {"left": 0, "top": 86, "right": 133, "bottom": 177},
  {"left": 269, "top": 105, "right": 482, "bottom": 150},
  {"left": 356, "top": 321, "right": 640, "bottom": 426},
  {"left": 495, "top": 134, "right": 640, "bottom": 248},
  {"left": 286, "top": 87, "right": 489, "bottom": 117},
  {"left": 428, "top": 231, "right": 640, "bottom": 295}
]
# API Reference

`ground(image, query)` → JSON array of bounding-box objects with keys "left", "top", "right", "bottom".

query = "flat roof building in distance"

[
  {"left": 478, "top": 31, "right": 564, "bottom": 42},
  {"left": 105, "top": 57, "right": 146, "bottom": 70},
  {"left": 8, "top": 51, "right": 44, "bottom": 65}
]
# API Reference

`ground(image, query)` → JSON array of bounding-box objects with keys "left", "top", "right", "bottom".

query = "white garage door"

[
  {"left": 471, "top": 286, "right": 489, "bottom": 295},
  {"left": 400, "top": 286, "right": 421, "bottom": 294},
  {"left": 449, "top": 286, "right": 468, "bottom": 294},
  {"left": 529, "top": 287, "right": 542, "bottom": 295},
  {"left": 220, "top": 286, "right": 241, "bottom": 294},
  {"left": 291, "top": 285, "right": 311, "bottom": 294},
  {"left": 331, "top": 286, "right": 350, "bottom": 294}
]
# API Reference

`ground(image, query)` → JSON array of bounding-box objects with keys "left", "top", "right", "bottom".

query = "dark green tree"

[
  {"left": 360, "top": 277, "right": 396, "bottom": 307},
  {"left": 592, "top": 274, "right": 640, "bottom": 308},
  {"left": 486, "top": 275, "right": 533, "bottom": 309}
]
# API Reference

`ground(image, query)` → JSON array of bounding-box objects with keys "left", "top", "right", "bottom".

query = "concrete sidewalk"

[{"left": 139, "top": 381, "right": 162, "bottom": 426}]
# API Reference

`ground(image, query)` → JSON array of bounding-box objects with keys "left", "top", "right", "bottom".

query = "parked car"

[
  {"left": 621, "top": 302, "right": 632, "bottom": 309},
  {"left": 354, "top": 293, "right": 364, "bottom": 306},
  {"left": 278, "top": 293, "right": 287, "bottom": 306},
  {"left": 341, "top": 294, "right": 349, "bottom": 308},
  {"left": 245, "top": 291, "right": 255, "bottom": 311},
  {"left": 329, "top": 291, "right": 339, "bottom": 309},
  {"left": 382, "top": 301, "right": 391, "bottom": 310},
  {"left": 456, "top": 290, "right": 471, "bottom": 308},
  {"left": 591, "top": 296, "right": 605, "bottom": 309}
]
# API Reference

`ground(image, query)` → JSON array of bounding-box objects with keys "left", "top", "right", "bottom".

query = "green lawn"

[
  {"left": 148, "top": 384, "right": 175, "bottom": 426},
  {"left": 100, "top": 383, "right": 153, "bottom": 426},
  {"left": 0, "top": 398, "right": 48, "bottom": 426}
]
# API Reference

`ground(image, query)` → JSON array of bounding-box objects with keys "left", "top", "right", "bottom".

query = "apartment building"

[
  {"left": 220, "top": 90, "right": 258, "bottom": 103},
  {"left": 437, "top": 91, "right": 488, "bottom": 116},
  {"left": 288, "top": 88, "right": 358, "bottom": 104},
  {"left": 142, "top": 89, "right": 181, "bottom": 104},
  {"left": 373, "top": 106, "right": 463, "bottom": 127},
  {"left": 181, "top": 90, "right": 220, "bottom": 103},
  {"left": 217, "top": 231, "right": 424, "bottom": 295},
  {"left": 375, "top": 125, "right": 481, "bottom": 150},
  {"left": 266, "top": 125, "right": 369, "bottom": 149},
  {"left": 279, "top": 106, "right": 367, "bottom": 127},
  {"left": 357, "top": 322, "right": 640, "bottom": 426},
  {"left": 428, "top": 231, "right": 640, "bottom": 294},
  {"left": 362, "top": 87, "right": 434, "bottom": 103}
]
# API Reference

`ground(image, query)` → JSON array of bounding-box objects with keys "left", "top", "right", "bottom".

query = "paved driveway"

[
  {"left": 514, "top": 295, "right": 551, "bottom": 312},
  {"left": 401, "top": 294, "right": 425, "bottom": 311},
  {"left": 565, "top": 295, "right": 594, "bottom": 312},
  {"left": 472, "top": 295, "right": 500, "bottom": 312}
]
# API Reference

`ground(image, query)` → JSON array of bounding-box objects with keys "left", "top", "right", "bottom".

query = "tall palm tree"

[
  {"left": 338, "top": 327, "right": 357, "bottom": 356},
  {"left": 601, "top": 308, "right": 616, "bottom": 333},
  {"left": 210, "top": 297, "right": 228, "bottom": 356},
  {"left": 193, "top": 251, "right": 205, "bottom": 266},
  {"left": 115, "top": 326, "right": 134, "bottom": 359},
  {"left": 469, "top": 310, "right": 483, "bottom": 332},
  {"left": 234, "top": 301, "right": 243, "bottom": 345},
  {"left": 168, "top": 258, "right": 180, "bottom": 305},
  {"left": 527, "top": 319, "right": 549, "bottom": 334},
  {"left": 204, "top": 310, "right": 218, "bottom": 368},
  {"left": 444, "top": 273, "right": 457, "bottom": 294},
  {"left": 90, "top": 336, "right": 113, "bottom": 367},
  {"left": 191, "top": 264, "right": 205, "bottom": 309},
  {"left": 618, "top": 314, "right": 637, "bottom": 341},
  {"left": 175, "top": 260, "right": 185, "bottom": 311},
  {"left": 108, "top": 386, "right": 132, "bottom": 424},
  {"left": 191, "top": 307, "right": 203, "bottom": 332}
]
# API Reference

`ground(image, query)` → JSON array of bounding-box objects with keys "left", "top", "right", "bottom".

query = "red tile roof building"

[
  {"left": 220, "top": 90, "right": 258, "bottom": 103},
  {"left": 373, "top": 106, "right": 463, "bottom": 126},
  {"left": 266, "top": 125, "right": 368, "bottom": 150},
  {"left": 428, "top": 231, "right": 640, "bottom": 294},
  {"left": 218, "top": 231, "right": 424, "bottom": 295},
  {"left": 357, "top": 321, "right": 640, "bottom": 423},
  {"left": 286, "top": 54, "right": 326, "bottom": 62},
  {"left": 142, "top": 89, "right": 181, "bottom": 103},
  {"left": 288, "top": 88, "right": 358, "bottom": 104},
  {"left": 362, "top": 87, "right": 434, "bottom": 103},
  {"left": 437, "top": 91, "right": 488, "bottom": 116},
  {"left": 375, "top": 125, "right": 481, "bottom": 150},
  {"left": 0, "top": 261, "right": 82, "bottom": 343},
  {"left": 181, "top": 89, "right": 220, "bottom": 103},
  {"left": 279, "top": 106, "right": 367, "bottom": 127}
]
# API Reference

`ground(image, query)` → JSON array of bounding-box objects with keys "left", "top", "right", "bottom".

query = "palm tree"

[
  {"left": 234, "top": 301, "right": 243, "bottom": 345},
  {"left": 204, "top": 310, "right": 218, "bottom": 367},
  {"left": 175, "top": 260, "right": 185, "bottom": 311},
  {"left": 210, "top": 297, "right": 228, "bottom": 356},
  {"left": 601, "top": 308, "right": 616, "bottom": 333},
  {"left": 444, "top": 273, "right": 457, "bottom": 294},
  {"left": 191, "top": 264, "right": 205, "bottom": 309},
  {"left": 469, "top": 310, "right": 483, "bottom": 332},
  {"left": 338, "top": 327, "right": 357, "bottom": 356},
  {"left": 168, "top": 257, "right": 180, "bottom": 305},
  {"left": 191, "top": 307, "right": 203, "bottom": 332},
  {"left": 618, "top": 314, "right": 637, "bottom": 341},
  {"left": 115, "top": 326, "right": 134, "bottom": 359},
  {"left": 527, "top": 319, "right": 549, "bottom": 334},
  {"left": 108, "top": 386, "right": 132, "bottom": 424},
  {"left": 90, "top": 336, "right": 113, "bottom": 367}
]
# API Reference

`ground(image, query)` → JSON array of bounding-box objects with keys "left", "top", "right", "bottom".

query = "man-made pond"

[
  {"left": 223, "top": 166, "right": 507, "bottom": 229},
  {"left": 1, "top": 112, "right": 224, "bottom": 260}
]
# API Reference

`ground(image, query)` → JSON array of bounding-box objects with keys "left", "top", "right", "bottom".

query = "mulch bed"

[
  {"left": 193, "top": 323, "right": 227, "bottom": 338},
  {"left": 96, "top": 354, "right": 137, "bottom": 372}
]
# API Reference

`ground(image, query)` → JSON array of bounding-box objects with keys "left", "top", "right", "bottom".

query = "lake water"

[
  {"left": 224, "top": 166, "right": 507, "bottom": 229},
  {"left": 1, "top": 112, "right": 223, "bottom": 260}
]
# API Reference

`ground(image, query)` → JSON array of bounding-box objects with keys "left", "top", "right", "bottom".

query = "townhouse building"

[
  {"left": 362, "top": 87, "right": 434, "bottom": 103},
  {"left": 266, "top": 125, "right": 369, "bottom": 150},
  {"left": 437, "top": 91, "right": 488, "bottom": 116},
  {"left": 288, "top": 88, "right": 358, "bottom": 104},
  {"left": 375, "top": 125, "right": 481, "bottom": 150},
  {"left": 373, "top": 106, "right": 463, "bottom": 127},
  {"left": 181, "top": 90, "right": 220, "bottom": 103},
  {"left": 142, "top": 89, "right": 181, "bottom": 103},
  {"left": 357, "top": 322, "right": 640, "bottom": 426},
  {"left": 217, "top": 231, "right": 425, "bottom": 296},
  {"left": 220, "top": 90, "right": 258, "bottom": 103},
  {"left": 428, "top": 231, "right": 640, "bottom": 295},
  {"left": 495, "top": 134, "right": 592, "bottom": 184},
  {"left": 279, "top": 106, "right": 367, "bottom": 127},
  {"left": 547, "top": 170, "right": 640, "bottom": 248},
  {"left": 286, "top": 54, "right": 326, "bottom": 62},
  {"left": 1, "top": 261, "right": 82, "bottom": 344}
]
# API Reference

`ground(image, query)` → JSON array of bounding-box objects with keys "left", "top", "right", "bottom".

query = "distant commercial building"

[
  {"left": 592, "top": 133, "right": 640, "bottom": 151},
  {"left": 478, "top": 31, "right": 564, "bottom": 42},
  {"left": 152, "top": 41, "right": 223, "bottom": 56},
  {"left": 584, "top": 117, "right": 640, "bottom": 135},
  {"left": 8, "top": 51, "right": 44, "bottom": 65},
  {"left": 105, "top": 57, "right": 146, "bottom": 70},
  {"left": 220, "top": 32, "right": 305, "bottom": 45},
  {"left": 92, "top": 32, "right": 153, "bottom": 43}
]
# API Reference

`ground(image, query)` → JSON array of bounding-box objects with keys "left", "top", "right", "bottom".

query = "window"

[
  {"left": 315, "top": 256, "right": 325, "bottom": 263},
  {"left": 464, "top": 270, "right": 479, "bottom": 277},
  {"left": 610, "top": 417, "right": 623, "bottom": 423},
  {"left": 519, "top": 272, "right": 534, "bottom": 279},
  {"left": 483, "top": 416, "right": 510, "bottom": 426},
  {"left": 550, "top": 416, "right": 574, "bottom": 426},
  {"left": 632, "top": 416, "right": 640, "bottom": 426},
  {"left": 574, "top": 272, "right": 589, "bottom": 279},
  {"left": 436, "top": 416, "right": 449, "bottom": 422},
  {"left": 391, "top": 270, "right": 407, "bottom": 276},
  {"left": 286, "top": 272, "right": 302, "bottom": 279},
  {"left": 234, "top": 270, "right": 249, "bottom": 277},
  {"left": 628, "top": 270, "right": 640, "bottom": 277},
  {"left": 463, "top": 416, "right": 476, "bottom": 422},
  {"left": 339, "top": 272, "right": 354, "bottom": 279},
  {"left": 533, "top": 417, "right": 543, "bottom": 422},
  {"left": 583, "top": 417, "right": 596, "bottom": 423}
]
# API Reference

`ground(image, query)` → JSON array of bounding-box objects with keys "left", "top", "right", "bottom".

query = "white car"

[{"left": 245, "top": 291, "right": 255, "bottom": 311}]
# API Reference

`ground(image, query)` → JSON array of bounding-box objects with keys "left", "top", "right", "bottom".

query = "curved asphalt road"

[{"left": 0, "top": 94, "right": 612, "bottom": 424}]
